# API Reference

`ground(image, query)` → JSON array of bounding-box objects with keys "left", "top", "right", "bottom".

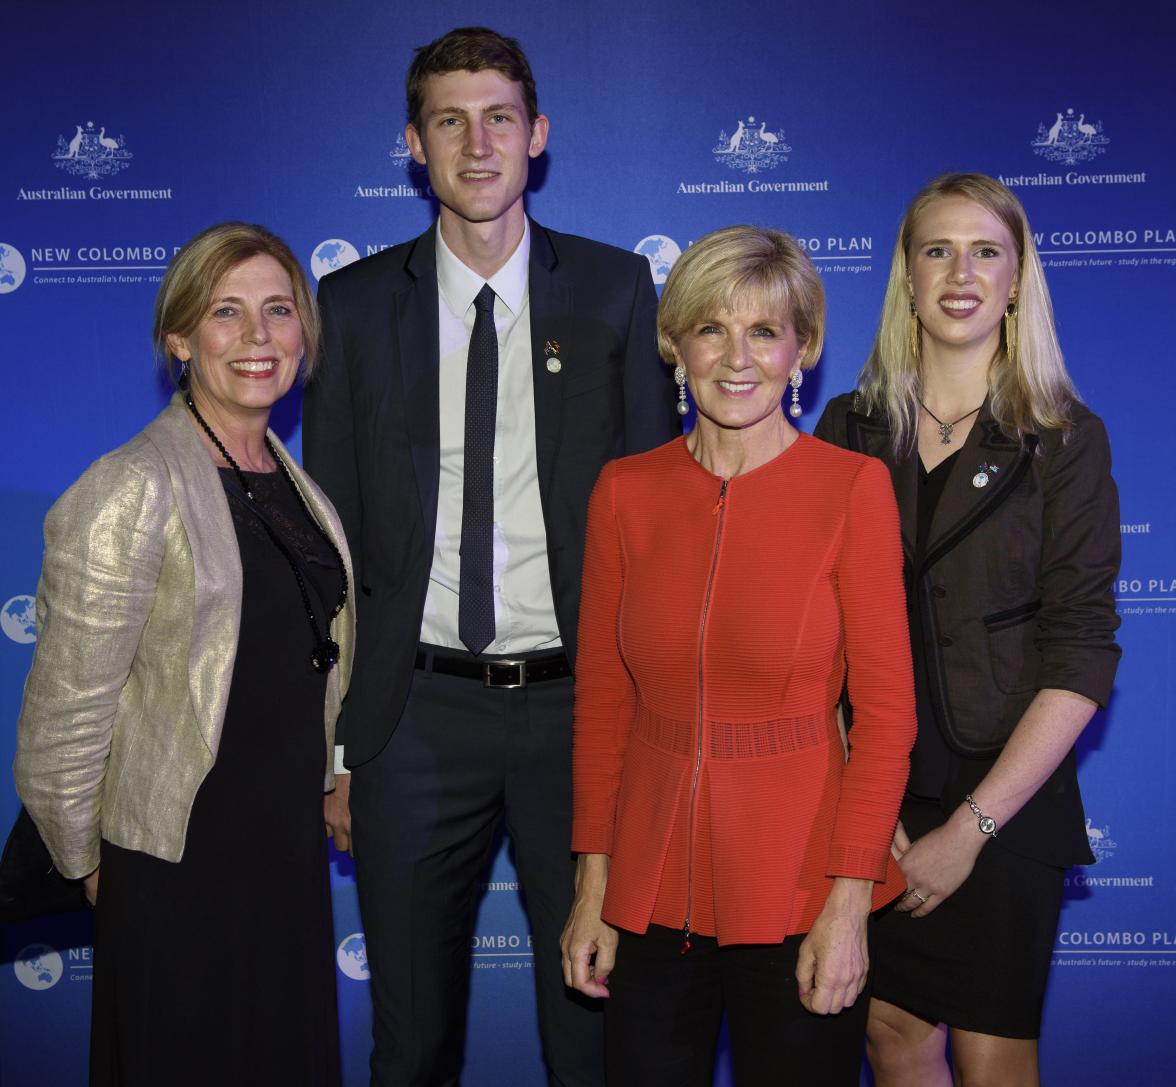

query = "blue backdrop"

[{"left": 2, "top": 2, "right": 1174, "bottom": 1083}]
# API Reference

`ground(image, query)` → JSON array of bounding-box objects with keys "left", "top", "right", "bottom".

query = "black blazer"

[
  {"left": 304, "top": 221, "right": 677, "bottom": 768},
  {"left": 815, "top": 394, "right": 1120, "bottom": 866}
]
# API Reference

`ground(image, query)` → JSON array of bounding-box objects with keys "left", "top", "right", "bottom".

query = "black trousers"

[
  {"left": 350, "top": 657, "right": 603, "bottom": 1087},
  {"left": 604, "top": 926, "right": 868, "bottom": 1087}
]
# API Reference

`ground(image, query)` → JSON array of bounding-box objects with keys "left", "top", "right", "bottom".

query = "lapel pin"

[
  {"left": 544, "top": 340, "right": 562, "bottom": 373},
  {"left": 972, "top": 463, "right": 1000, "bottom": 489}
]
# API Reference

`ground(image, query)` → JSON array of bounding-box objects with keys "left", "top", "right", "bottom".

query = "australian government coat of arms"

[
  {"left": 52, "top": 120, "right": 133, "bottom": 180},
  {"left": 713, "top": 116, "right": 791, "bottom": 174},
  {"left": 1031, "top": 107, "right": 1109, "bottom": 166}
]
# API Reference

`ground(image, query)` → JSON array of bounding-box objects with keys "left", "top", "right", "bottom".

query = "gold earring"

[
  {"left": 908, "top": 301, "right": 920, "bottom": 360},
  {"left": 1004, "top": 301, "right": 1018, "bottom": 368}
]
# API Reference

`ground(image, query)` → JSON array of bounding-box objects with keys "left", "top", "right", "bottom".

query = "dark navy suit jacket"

[{"left": 305, "top": 221, "right": 677, "bottom": 768}]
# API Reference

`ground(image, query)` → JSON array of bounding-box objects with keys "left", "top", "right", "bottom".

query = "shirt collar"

[{"left": 436, "top": 219, "right": 530, "bottom": 320}]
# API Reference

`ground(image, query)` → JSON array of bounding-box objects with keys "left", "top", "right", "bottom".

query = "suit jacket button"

[
  {"left": 938, "top": 634, "right": 954, "bottom": 647},
  {"left": 932, "top": 585, "right": 947, "bottom": 598}
]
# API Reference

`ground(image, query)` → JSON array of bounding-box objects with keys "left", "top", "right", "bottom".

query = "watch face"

[{"left": 979, "top": 816, "right": 997, "bottom": 835}]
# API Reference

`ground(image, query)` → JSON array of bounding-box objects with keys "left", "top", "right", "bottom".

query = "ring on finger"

[{"left": 908, "top": 889, "right": 926, "bottom": 905}]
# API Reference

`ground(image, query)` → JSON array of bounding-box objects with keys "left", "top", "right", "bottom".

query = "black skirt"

[{"left": 870, "top": 795, "right": 1064, "bottom": 1040}]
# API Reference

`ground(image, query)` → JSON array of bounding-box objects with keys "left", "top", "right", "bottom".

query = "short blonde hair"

[
  {"left": 859, "top": 172, "right": 1077, "bottom": 453},
  {"left": 153, "top": 221, "right": 320, "bottom": 385},
  {"left": 657, "top": 225, "right": 825, "bottom": 368}
]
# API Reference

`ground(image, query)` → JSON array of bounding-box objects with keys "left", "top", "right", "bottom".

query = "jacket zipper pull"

[
  {"left": 680, "top": 922, "right": 692, "bottom": 955},
  {"left": 711, "top": 479, "right": 729, "bottom": 516}
]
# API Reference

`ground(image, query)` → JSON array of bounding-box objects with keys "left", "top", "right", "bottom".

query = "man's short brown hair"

[{"left": 406, "top": 26, "right": 539, "bottom": 130}]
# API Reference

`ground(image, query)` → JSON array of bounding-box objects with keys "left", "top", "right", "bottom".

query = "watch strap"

[{"left": 965, "top": 793, "right": 998, "bottom": 837}]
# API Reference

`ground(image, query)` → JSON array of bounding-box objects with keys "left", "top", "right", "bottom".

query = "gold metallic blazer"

[{"left": 14, "top": 395, "right": 355, "bottom": 878}]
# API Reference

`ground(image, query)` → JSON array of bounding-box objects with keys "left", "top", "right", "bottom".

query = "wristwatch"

[{"left": 965, "top": 794, "right": 998, "bottom": 837}]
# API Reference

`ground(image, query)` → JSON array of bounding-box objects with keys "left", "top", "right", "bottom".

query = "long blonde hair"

[{"left": 858, "top": 173, "right": 1078, "bottom": 454}]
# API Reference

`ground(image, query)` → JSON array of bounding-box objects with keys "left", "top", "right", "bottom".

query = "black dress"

[
  {"left": 90, "top": 469, "right": 342, "bottom": 1086},
  {"left": 871, "top": 451, "right": 1064, "bottom": 1040}
]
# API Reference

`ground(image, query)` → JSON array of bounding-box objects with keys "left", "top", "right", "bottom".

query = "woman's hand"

[
  {"left": 324, "top": 772, "right": 352, "bottom": 854},
  {"left": 891, "top": 808, "right": 985, "bottom": 918},
  {"left": 559, "top": 854, "right": 617, "bottom": 999},
  {"left": 890, "top": 819, "right": 911, "bottom": 862},
  {"left": 83, "top": 867, "right": 100, "bottom": 908},
  {"left": 893, "top": 690, "right": 1101, "bottom": 918},
  {"left": 797, "top": 877, "right": 872, "bottom": 1015}
]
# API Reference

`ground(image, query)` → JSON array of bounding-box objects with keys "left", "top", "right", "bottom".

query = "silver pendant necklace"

[{"left": 919, "top": 400, "right": 982, "bottom": 445}]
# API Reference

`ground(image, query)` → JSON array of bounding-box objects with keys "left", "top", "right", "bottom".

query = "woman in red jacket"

[{"left": 561, "top": 225, "right": 916, "bottom": 1086}]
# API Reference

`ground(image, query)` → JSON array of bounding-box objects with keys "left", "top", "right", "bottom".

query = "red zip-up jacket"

[{"left": 571, "top": 435, "right": 914, "bottom": 944}]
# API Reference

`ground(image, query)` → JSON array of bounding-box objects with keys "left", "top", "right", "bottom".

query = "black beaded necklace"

[{"left": 185, "top": 394, "right": 347, "bottom": 674}]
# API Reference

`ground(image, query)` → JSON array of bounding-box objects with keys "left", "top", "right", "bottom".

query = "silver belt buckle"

[{"left": 483, "top": 659, "right": 527, "bottom": 689}]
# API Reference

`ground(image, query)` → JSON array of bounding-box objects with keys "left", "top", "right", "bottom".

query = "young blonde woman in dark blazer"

[{"left": 817, "top": 173, "right": 1120, "bottom": 1087}]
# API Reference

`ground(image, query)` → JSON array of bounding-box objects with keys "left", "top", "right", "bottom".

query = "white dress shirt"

[{"left": 419, "top": 221, "right": 562, "bottom": 655}]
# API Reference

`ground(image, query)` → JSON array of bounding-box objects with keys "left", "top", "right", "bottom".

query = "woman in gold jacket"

[{"left": 15, "top": 222, "right": 354, "bottom": 1086}]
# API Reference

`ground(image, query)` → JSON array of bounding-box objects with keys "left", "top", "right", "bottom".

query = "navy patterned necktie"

[{"left": 459, "top": 283, "right": 499, "bottom": 656}]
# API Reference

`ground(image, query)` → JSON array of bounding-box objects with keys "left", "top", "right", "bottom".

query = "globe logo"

[
  {"left": 311, "top": 239, "right": 361, "bottom": 282},
  {"left": 0, "top": 243, "right": 28, "bottom": 294},
  {"left": 337, "top": 932, "right": 369, "bottom": 981},
  {"left": 14, "top": 944, "right": 64, "bottom": 990},
  {"left": 2, "top": 595, "right": 37, "bottom": 643},
  {"left": 634, "top": 235, "right": 682, "bottom": 286}
]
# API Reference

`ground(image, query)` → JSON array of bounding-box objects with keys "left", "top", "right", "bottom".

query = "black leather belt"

[{"left": 414, "top": 649, "right": 572, "bottom": 689}]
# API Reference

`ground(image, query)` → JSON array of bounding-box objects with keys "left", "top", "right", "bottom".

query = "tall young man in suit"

[{"left": 304, "top": 26, "right": 677, "bottom": 1087}]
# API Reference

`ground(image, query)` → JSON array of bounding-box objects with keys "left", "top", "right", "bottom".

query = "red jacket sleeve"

[
  {"left": 827, "top": 456, "right": 916, "bottom": 880},
  {"left": 571, "top": 461, "right": 638, "bottom": 854}
]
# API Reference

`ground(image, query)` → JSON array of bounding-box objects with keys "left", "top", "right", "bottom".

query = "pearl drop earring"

[{"left": 788, "top": 369, "right": 803, "bottom": 418}]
